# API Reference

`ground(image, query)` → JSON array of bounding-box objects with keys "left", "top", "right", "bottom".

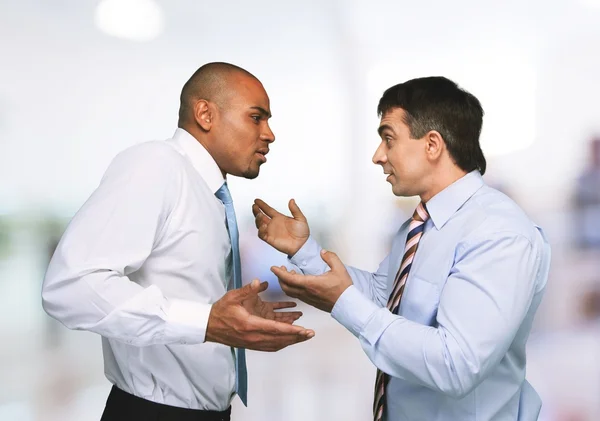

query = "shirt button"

[{"left": 302, "top": 260, "right": 307, "bottom": 266}]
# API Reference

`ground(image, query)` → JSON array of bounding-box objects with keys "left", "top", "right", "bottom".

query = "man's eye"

[{"left": 251, "top": 115, "right": 261, "bottom": 122}]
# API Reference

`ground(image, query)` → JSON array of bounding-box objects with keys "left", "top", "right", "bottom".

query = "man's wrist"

[
  {"left": 330, "top": 283, "right": 352, "bottom": 311},
  {"left": 287, "top": 238, "right": 310, "bottom": 258}
]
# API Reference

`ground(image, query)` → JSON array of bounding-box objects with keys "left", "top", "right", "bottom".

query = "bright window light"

[
  {"left": 367, "top": 48, "right": 537, "bottom": 158},
  {"left": 95, "top": 0, "right": 164, "bottom": 42}
]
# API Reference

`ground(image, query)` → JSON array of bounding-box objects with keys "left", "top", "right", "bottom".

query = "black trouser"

[{"left": 101, "top": 385, "right": 232, "bottom": 421}]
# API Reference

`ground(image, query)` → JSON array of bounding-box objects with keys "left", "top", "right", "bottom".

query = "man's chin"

[
  {"left": 391, "top": 184, "right": 407, "bottom": 197},
  {"left": 241, "top": 166, "right": 260, "bottom": 180}
]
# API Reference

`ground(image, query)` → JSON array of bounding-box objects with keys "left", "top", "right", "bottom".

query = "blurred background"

[{"left": 1, "top": 0, "right": 600, "bottom": 420}]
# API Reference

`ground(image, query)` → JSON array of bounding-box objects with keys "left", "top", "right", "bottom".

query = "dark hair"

[{"left": 378, "top": 76, "right": 486, "bottom": 175}]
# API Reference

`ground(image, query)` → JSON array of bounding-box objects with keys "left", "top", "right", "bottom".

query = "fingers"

[
  {"left": 271, "top": 266, "right": 308, "bottom": 299},
  {"left": 251, "top": 203, "right": 265, "bottom": 219},
  {"left": 247, "top": 315, "right": 315, "bottom": 338},
  {"left": 270, "top": 301, "right": 297, "bottom": 310},
  {"left": 253, "top": 204, "right": 270, "bottom": 228},
  {"left": 235, "top": 279, "right": 264, "bottom": 299},
  {"left": 256, "top": 280, "right": 269, "bottom": 293},
  {"left": 288, "top": 199, "right": 307, "bottom": 222},
  {"left": 253, "top": 199, "right": 280, "bottom": 218},
  {"left": 247, "top": 333, "right": 314, "bottom": 352},
  {"left": 240, "top": 315, "right": 315, "bottom": 352},
  {"left": 320, "top": 249, "right": 344, "bottom": 271},
  {"left": 257, "top": 223, "right": 268, "bottom": 242},
  {"left": 274, "top": 311, "right": 303, "bottom": 324},
  {"left": 253, "top": 203, "right": 271, "bottom": 243},
  {"left": 271, "top": 265, "right": 306, "bottom": 287}
]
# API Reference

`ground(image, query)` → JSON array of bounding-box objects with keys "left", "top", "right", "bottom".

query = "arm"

[
  {"left": 276, "top": 231, "right": 545, "bottom": 398},
  {"left": 42, "top": 145, "right": 194, "bottom": 346},
  {"left": 253, "top": 199, "right": 389, "bottom": 307},
  {"left": 332, "top": 232, "right": 543, "bottom": 398},
  {"left": 42, "top": 145, "right": 313, "bottom": 350}
]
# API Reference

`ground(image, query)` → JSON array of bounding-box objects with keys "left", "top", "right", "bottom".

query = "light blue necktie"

[{"left": 215, "top": 182, "right": 248, "bottom": 406}]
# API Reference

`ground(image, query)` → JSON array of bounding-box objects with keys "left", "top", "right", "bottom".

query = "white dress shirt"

[
  {"left": 42, "top": 128, "right": 237, "bottom": 410},
  {"left": 290, "top": 171, "right": 551, "bottom": 421}
]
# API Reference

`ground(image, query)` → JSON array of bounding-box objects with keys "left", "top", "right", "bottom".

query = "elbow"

[
  {"left": 41, "top": 266, "right": 66, "bottom": 321},
  {"left": 41, "top": 292, "right": 52, "bottom": 318},
  {"left": 432, "top": 370, "right": 478, "bottom": 399},
  {"left": 445, "top": 381, "right": 477, "bottom": 400},
  {"left": 41, "top": 260, "right": 107, "bottom": 331},
  {"left": 442, "top": 363, "right": 483, "bottom": 400},
  {"left": 433, "top": 330, "right": 486, "bottom": 399},
  {"left": 41, "top": 279, "right": 86, "bottom": 330},
  {"left": 435, "top": 347, "right": 483, "bottom": 399},
  {"left": 41, "top": 284, "right": 67, "bottom": 325},
  {"left": 41, "top": 282, "right": 58, "bottom": 319}
]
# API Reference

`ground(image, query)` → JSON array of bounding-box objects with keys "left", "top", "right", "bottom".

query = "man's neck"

[
  {"left": 421, "top": 166, "right": 468, "bottom": 203},
  {"left": 181, "top": 125, "right": 227, "bottom": 178}
]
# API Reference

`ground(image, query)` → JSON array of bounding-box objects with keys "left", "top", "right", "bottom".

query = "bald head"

[{"left": 178, "top": 62, "right": 259, "bottom": 127}]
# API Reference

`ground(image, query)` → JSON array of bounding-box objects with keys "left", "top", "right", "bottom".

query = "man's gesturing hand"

[
  {"left": 206, "top": 280, "right": 314, "bottom": 352},
  {"left": 271, "top": 249, "right": 353, "bottom": 313},
  {"left": 252, "top": 198, "right": 310, "bottom": 257}
]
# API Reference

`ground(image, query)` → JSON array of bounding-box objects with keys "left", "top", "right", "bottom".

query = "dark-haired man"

[{"left": 254, "top": 76, "right": 550, "bottom": 421}]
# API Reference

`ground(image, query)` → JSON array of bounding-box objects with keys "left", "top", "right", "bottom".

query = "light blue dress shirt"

[{"left": 290, "top": 171, "right": 551, "bottom": 421}]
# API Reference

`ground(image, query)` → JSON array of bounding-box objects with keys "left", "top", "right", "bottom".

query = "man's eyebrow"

[
  {"left": 378, "top": 124, "right": 394, "bottom": 136},
  {"left": 250, "top": 106, "right": 272, "bottom": 118}
]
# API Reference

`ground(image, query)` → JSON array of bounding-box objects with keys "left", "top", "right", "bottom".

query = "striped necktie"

[
  {"left": 373, "top": 202, "right": 429, "bottom": 421},
  {"left": 215, "top": 182, "right": 248, "bottom": 406}
]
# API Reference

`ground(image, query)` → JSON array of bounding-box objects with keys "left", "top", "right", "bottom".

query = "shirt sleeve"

[
  {"left": 41, "top": 143, "right": 212, "bottom": 346},
  {"left": 289, "top": 236, "right": 390, "bottom": 307},
  {"left": 330, "top": 231, "right": 543, "bottom": 398}
]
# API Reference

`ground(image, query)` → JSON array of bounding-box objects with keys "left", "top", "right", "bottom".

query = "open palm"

[
  {"left": 252, "top": 198, "right": 310, "bottom": 256},
  {"left": 241, "top": 281, "right": 303, "bottom": 324}
]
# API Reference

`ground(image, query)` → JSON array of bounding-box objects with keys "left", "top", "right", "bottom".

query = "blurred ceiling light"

[{"left": 94, "top": 0, "right": 165, "bottom": 42}]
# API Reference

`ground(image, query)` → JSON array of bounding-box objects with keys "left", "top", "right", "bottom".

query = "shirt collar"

[
  {"left": 171, "top": 128, "right": 225, "bottom": 194},
  {"left": 425, "top": 170, "right": 485, "bottom": 230}
]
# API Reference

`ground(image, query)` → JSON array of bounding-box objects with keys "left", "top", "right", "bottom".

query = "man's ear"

[
  {"left": 194, "top": 99, "right": 212, "bottom": 131},
  {"left": 424, "top": 130, "right": 445, "bottom": 161}
]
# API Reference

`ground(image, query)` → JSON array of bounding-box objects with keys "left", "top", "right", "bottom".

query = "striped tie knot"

[{"left": 413, "top": 201, "right": 429, "bottom": 223}]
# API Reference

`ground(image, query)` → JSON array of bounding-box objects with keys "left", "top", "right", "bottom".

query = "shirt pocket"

[{"left": 399, "top": 275, "right": 441, "bottom": 326}]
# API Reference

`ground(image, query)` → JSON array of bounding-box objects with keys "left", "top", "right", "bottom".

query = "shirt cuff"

[
  {"left": 289, "top": 236, "right": 322, "bottom": 267},
  {"left": 165, "top": 298, "right": 212, "bottom": 344},
  {"left": 288, "top": 236, "right": 331, "bottom": 276},
  {"left": 331, "top": 285, "right": 380, "bottom": 338}
]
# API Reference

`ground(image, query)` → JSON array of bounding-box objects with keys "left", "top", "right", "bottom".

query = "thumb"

[
  {"left": 289, "top": 199, "right": 307, "bottom": 222},
  {"left": 235, "top": 279, "right": 262, "bottom": 299},
  {"left": 320, "top": 249, "right": 344, "bottom": 271}
]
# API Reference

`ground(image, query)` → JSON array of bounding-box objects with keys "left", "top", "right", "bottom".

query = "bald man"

[{"left": 42, "top": 62, "right": 314, "bottom": 421}]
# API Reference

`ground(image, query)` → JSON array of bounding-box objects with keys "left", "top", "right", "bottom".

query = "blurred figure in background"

[
  {"left": 574, "top": 136, "right": 600, "bottom": 249},
  {"left": 41, "top": 62, "right": 314, "bottom": 421},
  {"left": 255, "top": 76, "right": 551, "bottom": 421},
  {"left": 580, "top": 285, "right": 600, "bottom": 326}
]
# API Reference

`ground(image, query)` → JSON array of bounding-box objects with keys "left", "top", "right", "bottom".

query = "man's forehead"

[
  {"left": 380, "top": 108, "right": 408, "bottom": 126},
  {"left": 378, "top": 109, "right": 411, "bottom": 136},
  {"left": 225, "top": 79, "right": 269, "bottom": 107}
]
